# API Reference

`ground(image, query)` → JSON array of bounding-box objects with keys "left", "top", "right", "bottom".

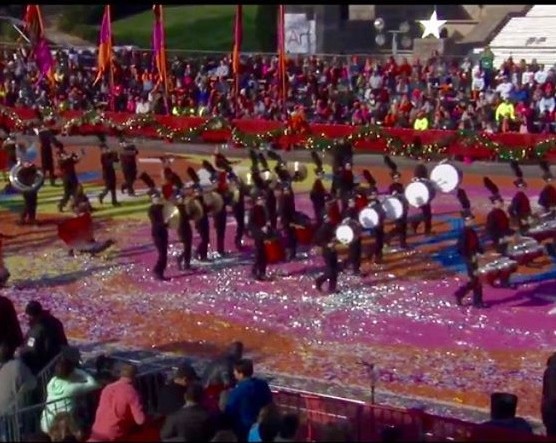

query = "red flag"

[
  {"left": 58, "top": 213, "right": 94, "bottom": 249},
  {"left": 152, "top": 4, "right": 168, "bottom": 94},
  {"left": 277, "top": 5, "right": 287, "bottom": 106},
  {"left": 94, "top": 5, "right": 113, "bottom": 86},
  {"left": 23, "top": 5, "right": 55, "bottom": 84}
]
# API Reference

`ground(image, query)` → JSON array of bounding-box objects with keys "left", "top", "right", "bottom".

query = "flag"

[
  {"left": 94, "top": 5, "right": 113, "bottom": 85},
  {"left": 23, "top": 5, "right": 55, "bottom": 83},
  {"left": 58, "top": 213, "right": 94, "bottom": 249},
  {"left": 152, "top": 4, "right": 168, "bottom": 93},
  {"left": 277, "top": 5, "right": 287, "bottom": 105},
  {"left": 232, "top": 5, "right": 243, "bottom": 77}
]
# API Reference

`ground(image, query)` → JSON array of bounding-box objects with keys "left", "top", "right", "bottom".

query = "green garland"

[{"left": 1, "top": 105, "right": 556, "bottom": 162}]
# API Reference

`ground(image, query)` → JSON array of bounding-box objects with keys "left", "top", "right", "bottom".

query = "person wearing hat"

[
  {"left": 538, "top": 160, "right": 556, "bottom": 216},
  {"left": 212, "top": 168, "right": 229, "bottom": 257},
  {"left": 386, "top": 171, "right": 408, "bottom": 249},
  {"left": 148, "top": 193, "right": 169, "bottom": 280},
  {"left": 19, "top": 301, "right": 69, "bottom": 376},
  {"left": 175, "top": 191, "right": 194, "bottom": 271},
  {"left": 338, "top": 162, "right": 355, "bottom": 214},
  {"left": 248, "top": 192, "right": 270, "bottom": 281},
  {"left": 508, "top": 178, "right": 532, "bottom": 235},
  {"left": 16, "top": 161, "right": 40, "bottom": 225},
  {"left": 229, "top": 173, "right": 247, "bottom": 251},
  {"left": 485, "top": 194, "right": 513, "bottom": 256},
  {"left": 341, "top": 192, "right": 362, "bottom": 275},
  {"left": 368, "top": 187, "right": 386, "bottom": 263},
  {"left": 119, "top": 139, "right": 139, "bottom": 196},
  {"left": 98, "top": 142, "right": 120, "bottom": 207},
  {"left": 56, "top": 143, "right": 81, "bottom": 213},
  {"left": 278, "top": 182, "right": 298, "bottom": 261},
  {"left": 193, "top": 185, "right": 210, "bottom": 262},
  {"left": 410, "top": 162, "right": 433, "bottom": 236},
  {"left": 310, "top": 170, "right": 328, "bottom": 227},
  {"left": 481, "top": 392, "right": 533, "bottom": 434},
  {"left": 454, "top": 210, "right": 486, "bottom": 308},
  {"left": 508, "top": 161, "right": 532, "bottom": 235},
  {"left": 37, "top": 121, "right": 57, "bottom": 186},
  {"left": 314, "top": 211, "right": 339, "bottom": 293}
]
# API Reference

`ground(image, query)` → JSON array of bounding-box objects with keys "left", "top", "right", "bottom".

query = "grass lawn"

[{"left": 112, "top": 5, "right": 265, "bottom": 53}]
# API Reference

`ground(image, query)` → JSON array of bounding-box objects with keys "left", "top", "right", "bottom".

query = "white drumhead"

[
  {"left": 430, "top": 163, "right": 461, "bottom": 193},
  {"left": 404, "top": 181, "right": 432, "bottom": 208},
  {"left": 358, "top": 207, "right": 379, "bottom": 229},
  {"left": 335, "top": 224, "right": 354, "bottom": 245},
  {"left": 382, "top": 197, "right": 404, "bottom": 220}
]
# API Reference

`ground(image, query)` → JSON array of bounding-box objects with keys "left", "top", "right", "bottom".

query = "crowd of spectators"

[
  {"left": 3, "top": 45, "right": 556, "bottom": 134},
  {"left": 0, "top": 292, "right": 555, "bottom": 442}
]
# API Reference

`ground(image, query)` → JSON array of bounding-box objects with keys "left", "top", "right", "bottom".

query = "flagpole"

[
  {"left": 278, "top": 5, "right": 287, "bottom": 118},
  {"left": 107, "top": 5, "right": 115, "bottom": 112},
  {"left": 159, "top": 4, "right": 170, "bottom": 115},
  {"left": 233, "top": 5, "right": 242, "bottom": 120}
]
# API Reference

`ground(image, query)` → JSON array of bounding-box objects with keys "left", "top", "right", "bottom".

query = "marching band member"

[
  {"left": 454, "top": 207, "right": 486, "bottom": 308},
  {"left": 508, "top": 160, "right": 532, "bottom": 235},
  {"left": 175, "top": 188, "right": 194, "bottom": 271},
  {"left": 309, "top": 151, "right": 327, "bottom": 225},
  {"left": 483, "top": 177, "right": 513, "bottom": 255},
  {"left": 187, "top": 168, "right": 210, "bottom": 262},
  {"left": 203, "top": 160, "right": 227, "bottom": 257},
  {"left": 229, "top": 172, "right": 247, "bottom": 251},
  {"left": 339, "top": 162, "right": 355, "bottom": 214},
  {"left": 314, "top": 212, "right": 339, "bottom": 293},
  {"left": 384, "top": 156, "right": 408, "bottom": 249},
  {"left": 37, "top": 119, "right": 57, "bottom": 186},
  {"left": 98, "top": 136, "right": 121, "bottom": 207},
  {"left": 56, "top": 142, "right": 81, "bottom": 212},
  {"left": 410, "top": 161, "right": 433, "bottom": 236},
  {"left": 248, "top": 191, "right": 270, "bottom": 281},
  {"left": 71, "top": 184, "right": 93, "bottom": 215},
  {"left": 367, "top": 186, "right": 385, "bottom": 263},
  {"left": 119, "top": 138, "right": 139, "bottom": 196},
  {"left": 2, "top": 134, "right": 17, "bottom": 191},
  {"left": 278, "top": 181, "right": 297, "bottom": 261},
  {"left": 341, "top": 192, "right": 362, "bottom": 275},
  {"left": 260, "top": 153, "right": 278, "bottom": 231},
  {"left": 162, "top": 164, "right": 184, "bottom": 200},
  {"left": 148, "top": 193, "right": 169, "bottom": 281},
  {"left": 538, "top": 160, "right": 556, "bottom": 216},
  {"left": 17, "top": 162, "right": 41, "bottom": 225}
]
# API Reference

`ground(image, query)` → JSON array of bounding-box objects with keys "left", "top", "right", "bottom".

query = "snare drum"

[
  {"left": 507, "top": 237, "right": 545, "bottom": 265},
  {"left": 335, "top": 220, "right": 362, "bottom": 245},
  {"left": 404, "top": 179, "right": 436, "bottom": 208},
  {"left": 382, "top": 196, "right": 405, "bottom": 221},
  {"left": 527, "top": 219, "right": 556, "bottom": 243},
  {"left": 358, "top": 206, "right": 381, "bottom": 229},
  {"left": 264, "top": 236, "right": 286, "bottom": 263},
  {"left": 477, "top": 257, "right": 518, "bottom": 286},
  {"left": 430, "top": 162, "right": 462, "bottom": 193}
]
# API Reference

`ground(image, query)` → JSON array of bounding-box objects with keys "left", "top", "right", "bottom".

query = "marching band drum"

[
  {"left": 404, "top": 179, "right": 436, "bottom": 208},
  {"left": 430, "top": 162, "right": 462, "bottom": 194},
  {"left": 335, "top": 219, "right": 362, "bottom": 246},
  {"left": 358, "top": 205, "right": 382, "bottom": 229},
  {"left": 381, "top": 195, "right": 405, "bottom": 221}
]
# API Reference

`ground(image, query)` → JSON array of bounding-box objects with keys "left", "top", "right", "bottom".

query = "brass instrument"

[
  {"left": 203, "top": 191, "right": 225, "bottom": 215},
  {"left": 185, "top": 197, "right": 204, "bottom": 222},
  {"left": 163, "top": 202, "right": 181, "bottom": 230},
  {"left": 285, "top": 161, "right": 308, "bottom": 182},
  {"left": 9, "top": 161, "right": 44, "bottom": 193}
]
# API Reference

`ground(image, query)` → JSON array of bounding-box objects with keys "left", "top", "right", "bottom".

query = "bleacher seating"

[{"left": 489, "top": 5, "right": 556, "bottom": 66}]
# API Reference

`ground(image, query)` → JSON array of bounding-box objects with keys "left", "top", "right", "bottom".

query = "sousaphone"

[
  {"left": 185, "top": 197, "right": 204, "bottom": 222},
  {"left": 285, "top": 161, "right": 308, "bottom": 182},
  {"left": 203, "top": 191, "right": 224, "bottom": 215}
]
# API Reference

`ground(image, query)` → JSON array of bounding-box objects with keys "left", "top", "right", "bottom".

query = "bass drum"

[
  {"left": 382, "top": 196, "right": 405, "bottom": 221},
  {"left": 404, "top": 179, "right": 436, "bottom": 208},
  {"left": 358, "top": 206, "right": 381, "bottom": 229},
  {"left": 430, "top": 162, "right": 462, "bottom": 194},
  {"left": 335, "top": 219, "right": 362, "bottom": 245}
]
